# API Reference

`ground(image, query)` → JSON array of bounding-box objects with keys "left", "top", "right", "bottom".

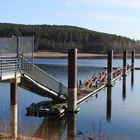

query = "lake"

[{"left": 0, "top": 58, "right": 140, "bottom": 140}]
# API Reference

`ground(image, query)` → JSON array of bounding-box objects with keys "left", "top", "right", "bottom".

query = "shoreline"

[
  {"left": 33, "top": 52, "right": 140, "bottom": 59},
  {"left": 34, "top": 52, "right": 107, "bottom": 59}
]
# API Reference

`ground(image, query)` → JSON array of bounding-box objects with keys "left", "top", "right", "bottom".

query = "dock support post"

[
  {"left": 107, "top": 50, "right": 113, "bottom": 86},
  {"left": 123, "top": 50, "right": 127, "bottom": 76},
  {"left": 68, "top": 49, "right": 78, "bottom": 112},
  {"left": 10, "top": 78, "right": 20, "bottom": 138},
  {"left": 131, "top": 50, "right": 135, "bottom": 71},
  {"left": 10, "top": 83, "right": 18, "bottom": 138}
]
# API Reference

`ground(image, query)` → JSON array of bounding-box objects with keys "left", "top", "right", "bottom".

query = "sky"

[{"left": 0, "top": 0, "right": 140, "bottom": 40}]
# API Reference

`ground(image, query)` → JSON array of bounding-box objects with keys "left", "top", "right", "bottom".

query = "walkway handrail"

[
  {"left": 22, "top": 59, "right": 67, "bottom": 96},
  {"left": 0, "top": 57, "right": 20, "bottom": 78}
]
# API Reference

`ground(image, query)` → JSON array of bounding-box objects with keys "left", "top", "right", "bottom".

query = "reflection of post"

[
  {"left": 123, "top": 50, "right": 127, "bottom": 76},
  {"left": 10, "top": 83, "right": 18, "bottom": 138},
  {"left": 131, "top": 51, "right": 135, "bottom": 90},
  {"left": 68, "top": 49, "right": 78, "bottom": 112},
  {"left": 131, "top": 70, "right": 134, "bottom": 90},
  {"left": 106, "top": 86, "right": 112, "bottom": 123},
  {"left": 107, "top": 50, "right": 113, "bottom": 86},
  {"left": 122, "top": 76, "right": 126, "bottom": 100},
  {"left": 67, "top": 113, "right": 76, "bottom": 140},
  {"left": 34, "top": 116, "right": 67, "bottom": 139}
]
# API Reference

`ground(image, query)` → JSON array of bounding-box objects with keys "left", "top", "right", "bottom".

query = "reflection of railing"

[
  {"left": 0, "top": 57, "right": 21, "bottom": 78},
  {"left": 22, "top": 59, "right": 67, "bottom": 96}
]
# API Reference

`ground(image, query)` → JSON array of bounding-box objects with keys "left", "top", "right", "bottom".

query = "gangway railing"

[
  {"left": 21, "top": 59, "right": 67, "bottom": 96},
  {"left": 0, "top": 57, "right": 21, "bottom": 80}
]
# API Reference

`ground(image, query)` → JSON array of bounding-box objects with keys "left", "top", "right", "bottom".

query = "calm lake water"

[{"left": 0, "top": 58, "right": 140, "bottom": 140}]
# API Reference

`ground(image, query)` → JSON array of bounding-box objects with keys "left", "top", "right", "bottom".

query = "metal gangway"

[
  {"left": 0, "top": 57, "right": 67, "bottom": 101},
  {"left": 0, "top": 36, "right": 67, "bottom": 101},
  {"left": 20, "top": 58, "right": 67, "bottom": 101}
]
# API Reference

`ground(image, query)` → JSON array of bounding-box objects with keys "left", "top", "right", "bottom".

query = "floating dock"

[{"left": 26, "top": 68, "right": 131, "bottom": 117}]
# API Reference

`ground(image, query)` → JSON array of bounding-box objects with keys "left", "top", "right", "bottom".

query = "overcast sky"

[{"left": 0, "top": 0, "right": 140, "bottom": 40}]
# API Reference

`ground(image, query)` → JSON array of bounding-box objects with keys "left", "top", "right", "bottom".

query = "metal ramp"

[
  {"left": 0, "top": 57, "right": 67, "bottom": 101},
  {"left": 20, "top": 59, "right": 67, "bottom": 101}
]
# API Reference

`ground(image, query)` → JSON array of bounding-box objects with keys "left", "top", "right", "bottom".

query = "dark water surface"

[{"left": 0, "top": 58, "right": 140, "bottom": 139}]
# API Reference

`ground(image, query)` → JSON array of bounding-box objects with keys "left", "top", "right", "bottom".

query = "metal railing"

[
  {"left": 0, "top": 56, "right": 67, "bottom": 96},
  {"left": 22, "top": 59, "right": 67, "bottom": 96},
  {"left": 0, "top": 57, "right": 21, "bottom": 78}
]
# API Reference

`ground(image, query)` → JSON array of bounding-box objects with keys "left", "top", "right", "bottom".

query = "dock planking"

[
  {"left": 77, "top": 68, "right": 131, "bottom": 105},
  {"left": 26, "top": 68, "right": 131, "bottom": 117}
]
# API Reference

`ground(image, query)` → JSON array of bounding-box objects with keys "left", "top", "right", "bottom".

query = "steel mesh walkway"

[
  {"left": 0, "top": 57, "right": 67, "bottom": 101},
  {"left": 20, "top": 59, "right": 67, "bottom": 100}
]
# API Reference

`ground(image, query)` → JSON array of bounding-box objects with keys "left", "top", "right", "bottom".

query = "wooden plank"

[
  {"left": 77, "top": 85, "right": 106, "bottom": 104},
  {"left": 77, "top": 69, "right": 131, "bottom": 105}
]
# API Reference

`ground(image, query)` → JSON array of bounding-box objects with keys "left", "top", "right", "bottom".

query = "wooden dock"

[
  {"left": 26, "top": 49, "right": 133, "bottom": 116},
  {"left": 26, "top": 69, "right": 130, "bottom": 117},
  {"left": 77, "top": 73, "right": 123, "bottom": 104}
]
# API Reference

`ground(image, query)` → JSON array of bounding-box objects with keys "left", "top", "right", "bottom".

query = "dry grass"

[
  {"left": 33, "top": 52, "right": 107, "bottom": 59},
  {"left": 33, "top": 51, "right": 140, "bottom": 59},
  {"left": 0, "top": 132, "right": 43, "bottom": 140}
]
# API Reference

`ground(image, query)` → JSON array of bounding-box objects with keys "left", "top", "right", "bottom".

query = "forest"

[{"left": 0, "top": 23, "right": 139, "bottom": 53}]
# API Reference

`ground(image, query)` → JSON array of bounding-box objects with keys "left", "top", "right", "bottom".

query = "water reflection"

[
  {"left": 33, "top": 113, "right": 77, "bottom": 140},
  {"left": 131, "top": 70, "right": 134, "bottom": 90},
  {"left": 34, "top": 115, "right": 66, "bottom": 140},
  {"left": 122, "top": 76, "right": 126, "bottom": 100},
  {"left": 106, "top": 86, "right": 112, "bottom": 123},
  {"left": 37, "top": 64, "right": 105, "bottom": 86},
  {"left": 67, "top": 113, "right": 76, "bottom": 140}
]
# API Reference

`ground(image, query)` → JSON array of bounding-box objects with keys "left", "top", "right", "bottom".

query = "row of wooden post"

[
  {"left": 10, "top": 49, "right": 135, "bottom": 138},
  {"left": 68, "top": 49, "right": 135, "bottom": 112}
]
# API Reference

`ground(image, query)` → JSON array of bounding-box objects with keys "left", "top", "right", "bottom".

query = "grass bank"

[{"left": 34, "top": 52, "right": 140, "bottom": 59}]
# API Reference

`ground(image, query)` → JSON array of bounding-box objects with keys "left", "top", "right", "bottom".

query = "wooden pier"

[
  {"left": 26, "top": 49, "right": 131, "bottom": 117},
  {"left": 26, "top": 68, "right": 131, "bottom": 117},
  {"left": 0, "top": 41, "right": 134, "bottom": 138},
  {"left": 77, "top": 71, "right": 128, "bottom": 105}
]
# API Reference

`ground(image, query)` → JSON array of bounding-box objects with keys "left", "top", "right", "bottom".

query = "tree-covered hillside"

[{"left": 0, "top": 23, "right": 139, "bottom": 53}]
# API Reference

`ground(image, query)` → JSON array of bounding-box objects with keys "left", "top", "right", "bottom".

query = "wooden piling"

[
  {"left": 10, "top": 78, "right": 20, "bottom": 138},
  {"left": 123, "top": 50, "right": 127, "bottom": 76},
  {"left": 107, "top": 50, "right": 113, "bottom": 86},
  {"left": 131, "top": 50, "right": 135, "bottom": 71},
  {"left": 10, "top": 83, "right": 18, "bottom": 138},
  {"left": 68, "top": 49, "right": 78, "bottom": 112}
]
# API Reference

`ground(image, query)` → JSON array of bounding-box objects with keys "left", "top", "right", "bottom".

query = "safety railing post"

[{"left": 15, "top": 58, "right": 17, "bottom": 78}]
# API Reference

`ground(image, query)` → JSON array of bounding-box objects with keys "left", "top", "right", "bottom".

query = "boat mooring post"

[
  {"left": 107, "top": 50, "right": 113, "bottom": 86},
  {"left": 10, "top": 78, "right": 20, "bottom": 138},
  {"left": 123, "top": 50, "right": 127, "bottom": 76},
  {"left": 131, "top": 50, "right": 135, "bottom": 71},
  {"left": 68, "top": 49, "right": 78, "bottom": 112}
]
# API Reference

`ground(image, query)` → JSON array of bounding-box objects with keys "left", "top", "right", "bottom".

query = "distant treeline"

[{"left": 0, "top": 23, "right": 140, "bottom": 53}]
